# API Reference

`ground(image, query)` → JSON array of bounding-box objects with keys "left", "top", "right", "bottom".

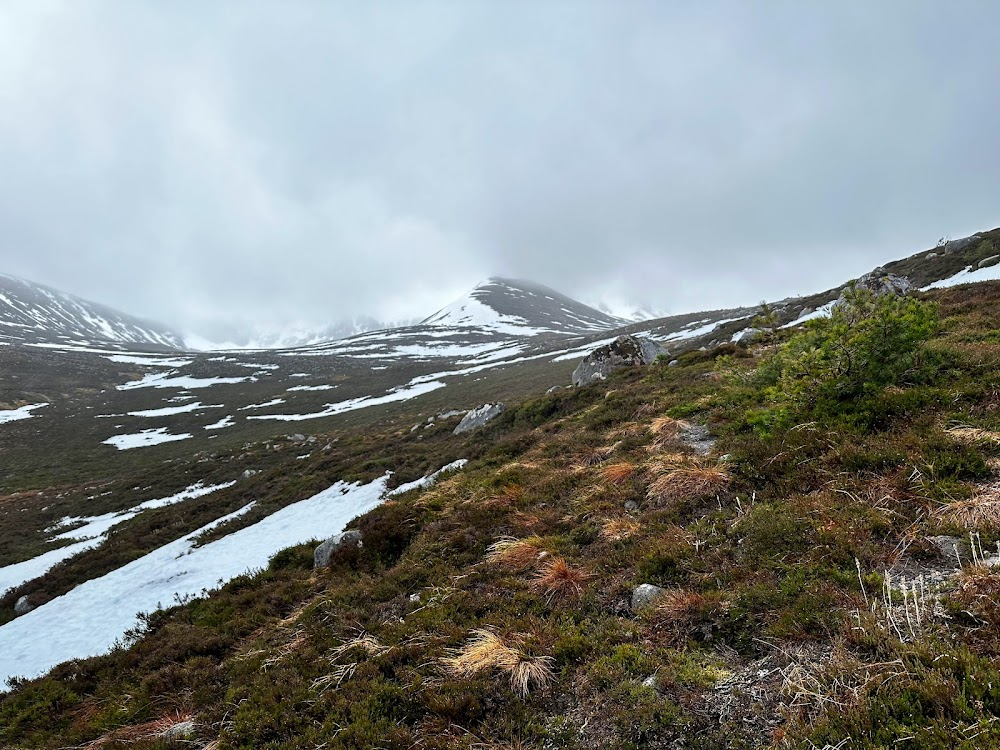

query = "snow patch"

[
  {"left": 102, "top": 428, "right": 193, "bottom": 450},
  {"left": 0, "top": 462, "right": 465, "bottom": 683},
  {"left": 0, "top": 403, "right": 48, "bottom": 424}
]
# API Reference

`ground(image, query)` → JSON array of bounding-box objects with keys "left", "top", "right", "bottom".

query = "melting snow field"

[
  {"left": 923, "top": 263, "right": 1000, "bottom": 290},
  {"left": 781, "top": 302, "right": 835, "bottom": 328},
  {"left": 248, "top": 380, "right": 445, "bottom": 422},
  {"left": 0, "top": 403, "right": 48, "bottom": 424},
  {"left": 103, "top": 354, "right": 194, "bottom": 368},
  {"left": 204, "top": 416, "right": 235, "bottom": 430},
  {"left": 0, "top": 482, "right": 234, "bottom": 597},
  {"left": 102, "top": 427, "right": 193, "bottom": 450},
  {"left": 118, "top": 372, "right": 251, "bottom": 390},
  {"left": 0, "top": 463, "right": 464, "bottom": 684},
  {"left": 126, "top": 401, "right": 223, "bottom": 417}
]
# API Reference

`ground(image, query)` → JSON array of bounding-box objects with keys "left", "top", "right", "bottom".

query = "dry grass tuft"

[
  {"left": 574, "top": 445, "right": 618, "bottom": 469},
  {"left": 602, "top": 462, "right": 637, "bottom": 484},
  {"left": 330, "top": 632, "right": 389, "bottom": 660},
  {"left": 600, "top": 517, "right": 641, "bottom": 541},
  {"left": 484, "top": 536, "right": 545, "bottom": 569},
  {"left": 649, "top": 416, "right": 688, "bottom": 437},
  {"left": 508, "top": 657, "right": 555, "bottom": 698},
  {"left": 531, "top": 556, "right": 591, "bottom": 601},
  {"left": 646, "top": 459, "right": 731, "bottom": 504},
  {"left": 655, "top": 588, "right": 708, "bottom": 623},
  {"left": 443, "top": 629, "right": 554, "bottom": 698},
  {"left": 933, "top": 483, "right": 1000, "bottom": 529},
  {"left": 945, "top": 424, "right": 1000, "bottom": 445}
]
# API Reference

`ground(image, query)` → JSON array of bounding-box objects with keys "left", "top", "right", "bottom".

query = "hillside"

[
  {"left": 0, "top": 274, "right": 182, "bottom": 349},
  {"left": 3, "top": 230, "right": 1000, "bottom": 747}
]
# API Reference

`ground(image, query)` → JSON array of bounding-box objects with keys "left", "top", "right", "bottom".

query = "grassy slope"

[{"left": 6, "top": 281, "right": 1000, "bottom": 748}]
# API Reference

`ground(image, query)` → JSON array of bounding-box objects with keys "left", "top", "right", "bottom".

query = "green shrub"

[{"left": 762, "top": 288, "right": 940, "bottom": 417}]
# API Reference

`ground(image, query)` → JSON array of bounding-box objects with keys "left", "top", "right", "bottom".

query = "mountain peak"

[{"left": 420, "top": 277, "right": 629, "bottom": 335}]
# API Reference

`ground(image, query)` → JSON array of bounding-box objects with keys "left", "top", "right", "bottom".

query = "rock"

[
  {"left": 288, "top": 433, "right": 306, "bottom": 443},
  {"left": 668, "top": 359, "right": 679, "bottom": 367},
  {"left": 624, "top": 500, "right": 638, "bottom": 512},
  {"left": 241, "top": 469, "right": 259, "bottom": 479},
  {"left": 14, "top": 595, "right": 33, "bottom": 616},
  {"left": 678, "top": 423, "right": 716, "bottom": 456},
  {"left": 926, "top": 252, "right": 938, "bottom": 259},
  {"left": 546, "top": 385, "right": 563, "bottom": 395},
  {"left": 159, "top": 720, "right": 196, "bottom": 740},
  {"left": 642, "top": 673, "right": 663, "bottom": 695},
  {"left": 572, "top": 335, "right": 667, "bottom": 387},
  {"left": 453, "top": 403, "right": 506, "bottom": 435},
  {"left": 314, "top": 529, "right": 364, "bottom": 569},
  {"left": 836, "top": 270, "right": 912, "bottom": 307},
  {"left": 927, "top": 535, "right": 964, "bottom": 564},
  {"left": 944, "top": 234, "right": 981, "bottom": 254},
  {"left": 410, "top": 424, "right": 420, "bottom": 432},
  {"left": 978, "top": 255, "right": 1000, "bottom": 269},
  {"left": 436, "top": 409, "right": 467, "bottom": 420},
  {"left": 735, "top": 328, "right": 763, "bottom": 345},
  {"left": 409, "top": 593, "right": 421, "bottom": 603},
  {"left": 631, "top": 583, "right": 668, "bottom": 612}
]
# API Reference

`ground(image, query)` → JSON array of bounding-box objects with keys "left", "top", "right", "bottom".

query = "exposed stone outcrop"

[
  {"left": 572, "top": 335, "right": 667, "bottom": 387},
  {"left": 835, "top": 268, "right": 912, "bottom": 308},
  {"left": 943, "top": 234, "right": 982, "bottom": 254},
  {"left": 314, "top": 529, "right": 363, "bottom": 569},
  {"left": 631, "top": 583, "right": 668, "bottom": 612},
  {"left": 453, "top": 403, "right": 506, "bottom": 434},
  {"left": 977, "top": 255, "right": 1000, "bottom": 269},
  {"left": 14, "top": 595, "right": 33, "bottom": 616}
]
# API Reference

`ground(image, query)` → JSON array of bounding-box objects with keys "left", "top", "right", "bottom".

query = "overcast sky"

[{"left": 1, "top": 1, "right": 998, "bottom": 338}]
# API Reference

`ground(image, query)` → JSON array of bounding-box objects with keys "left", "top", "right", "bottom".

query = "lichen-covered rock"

[
  {"left": 631, "top": 583, "right": 667, "bottom": 612},
  {"left": 159, "top": 721, "right": 196, "bottom": 740},
  {"left": 678, "top": 423, "right": 716, "bottom": 456},
  {"left": 977, "top": 255, "right": 1000, "bottom": 269},
  {"left": 453, "top": 403, "right": 506, "bottom": 434},
  {"left": 836, "top": 269, "right": 912, "bottom": 307},
  {"left": 14, "top": 595, "right": 33, "bottom": 616},
  {"left": 572, "top": 335, "right": 667, "bottom": 387},
  {"left": 314, "top": 529, "right": 363, "bottom": 569}
]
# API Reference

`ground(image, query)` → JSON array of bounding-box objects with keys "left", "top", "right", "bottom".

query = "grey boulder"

[
  {"left": 978, "top": 255, "right": 1000, "bottom": 269},
  {"left": 453, "top": 403, "right": 506, "bottom": 434},
  {"left": 836, "top": 269, "right": 912, "bottom": 307},
  {"left": 14, "top": 595, "right": 33, "bottom": 616},
  {"left": 159, "top": 721, "right": 196, "bottom": 740},
  {"left": 572, "top": 335, "right": 667, "bottom": 387},
  {"left": 314, "top": 529, "right": 364, "bottom": 569},
  {"left": 944, "top": 234, "right": 982, "bottom": 254},
  {"left": 631, "top": 583, "right": 668, "bottom": 612}
]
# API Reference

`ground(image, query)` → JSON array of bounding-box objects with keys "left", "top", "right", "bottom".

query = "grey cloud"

[{"left": 1, "top": 1, "right": 998, "bottom": 335}]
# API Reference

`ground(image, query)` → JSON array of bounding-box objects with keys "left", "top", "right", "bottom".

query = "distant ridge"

[{"left": 0, "top": 273, "right": 182, "bottom": 349}]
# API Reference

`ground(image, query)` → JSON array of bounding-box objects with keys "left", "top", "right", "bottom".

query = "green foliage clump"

[{"left": 752, "top": 288, "right": 940, "bottom": 431}]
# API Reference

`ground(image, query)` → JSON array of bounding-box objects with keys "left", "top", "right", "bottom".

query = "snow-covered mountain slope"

[
  {"left": 422, "top": 278, "right": 629, "bottom": 335},
  {"left": 0, "top": 274, "right": 182, "bottom": 349}
]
